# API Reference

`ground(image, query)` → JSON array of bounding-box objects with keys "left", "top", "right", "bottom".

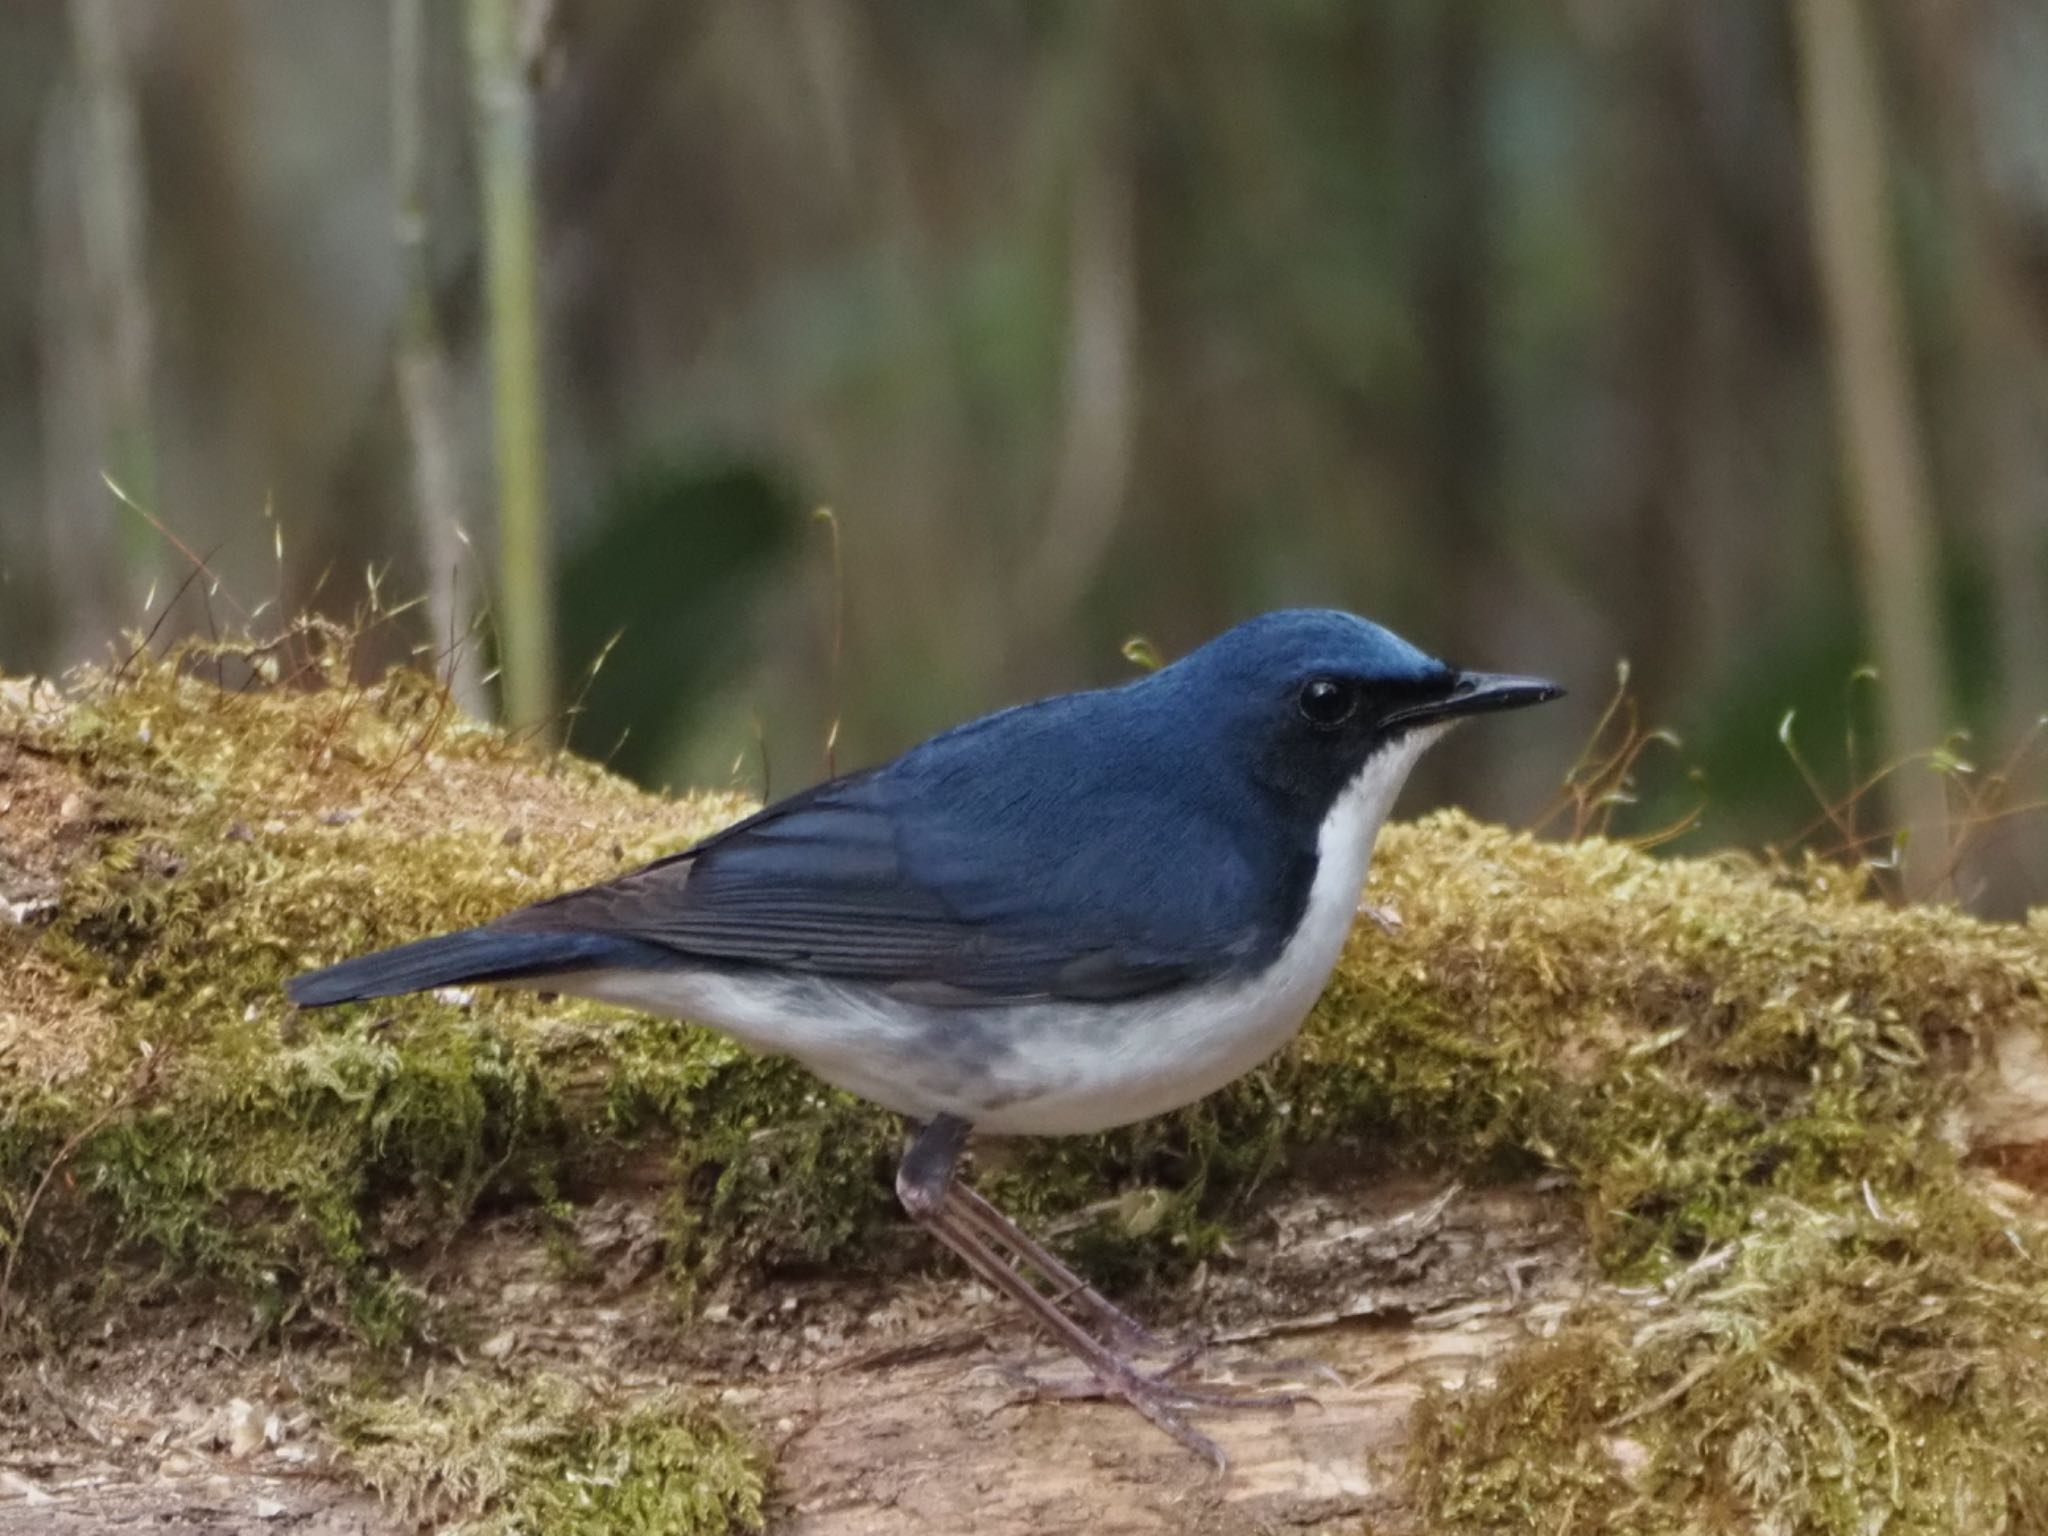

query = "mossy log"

[{"left": 3, "top": 631, "right": 2048, "bottom": 1534}]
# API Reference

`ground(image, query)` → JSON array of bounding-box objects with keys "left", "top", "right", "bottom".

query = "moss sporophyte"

[{"left": 3, "top": 630, "right": 2048, "bottom": 1529}]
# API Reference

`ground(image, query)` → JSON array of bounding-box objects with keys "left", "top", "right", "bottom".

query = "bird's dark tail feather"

[{"left": 288, "top": 927, "right": 657, "bottom": 1007}]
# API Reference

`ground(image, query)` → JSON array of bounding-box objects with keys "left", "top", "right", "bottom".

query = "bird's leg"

[
  {"left": 895, "top": 1117, "right": 1305, "bottom": 1469},
  {"left": 897, "top": 1116, "right": 1156, "bottom": 1346},
  {"left": 894, "top": 1113, "right": 973, "bottom": 1222},
  {"left": 944, "top": 1184, "right": 1335, "bottom": 1399},
  {"left": 897, "top": 1119, "right": 1223, "bottom": 1466},
  {"left": 947, "top": 1180, "right": 1163, "bottom": 1350}
]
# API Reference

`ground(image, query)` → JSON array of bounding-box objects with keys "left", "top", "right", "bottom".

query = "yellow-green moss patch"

[
  {"left": 0, "top": 628, "right": 871, "bottom": 1329},
  {"left": 1287, "top": 816, "right": 2048, "bottom": 1267},
  {"left": 1412, "top": 1195, "right": 2048, "bottom": 1534},
  {"left": 333, "top": 1373, "right": 764, "bottom": 1534}
]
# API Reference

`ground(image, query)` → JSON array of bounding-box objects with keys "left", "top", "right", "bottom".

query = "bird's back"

[{"left": 292, "top": 668, "right": 1316, "bottom": 1010}]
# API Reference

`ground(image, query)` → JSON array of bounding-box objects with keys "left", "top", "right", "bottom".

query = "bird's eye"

[{"left": 1296, "top": 676, "right": 1358, "bottom": 728}]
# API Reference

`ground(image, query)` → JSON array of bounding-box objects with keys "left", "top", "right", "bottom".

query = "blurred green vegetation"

[
  {"left": 0, "top": 1, "right": 2042, "bottom": 907},
  {"left": 556, "top": 460, "right": 801, "bottom": 785}
]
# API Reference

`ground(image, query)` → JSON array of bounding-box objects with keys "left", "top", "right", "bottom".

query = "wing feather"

[{"left": 492, "top": 760, "right": 1280, "bottom": 1004}]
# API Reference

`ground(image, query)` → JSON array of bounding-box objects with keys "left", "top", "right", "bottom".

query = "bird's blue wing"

[{"left": 494, "top": 744, "right": 1292, "bottom": 1003}]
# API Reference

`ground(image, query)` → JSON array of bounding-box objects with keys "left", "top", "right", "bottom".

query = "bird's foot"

[{"left": 989, "top": 1360, "right": 1272, "bottom": 1471}]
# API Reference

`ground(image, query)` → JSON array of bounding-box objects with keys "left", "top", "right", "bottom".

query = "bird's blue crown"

[{"left": 1157, "top": 608, "right": 1446, "bottom": 691}]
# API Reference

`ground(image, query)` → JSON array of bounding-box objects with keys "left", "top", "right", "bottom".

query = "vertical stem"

[
  {"left": 67, "top": 0, "right": 158, "bottom": 601},
  {"left": 467, "top": 0, "right": 555, "bottom": 734},
  {"left": 394, "top": 0, "right": 486, "bottom": 717},
  {"left": 1792, "top": 0, "right": 1952, "bottom": 893},
  {"left": 1902, "top": 1, "right": 2048, "bottom": 911},
  {"left": 33, "top": 85, "right": 122, "bottom": 669},
  {"left": 1023, "top": 9, "right": 1137, "bottom": 630}
]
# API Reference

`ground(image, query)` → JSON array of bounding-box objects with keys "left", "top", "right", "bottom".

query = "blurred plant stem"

[
  {"left": 1792, "top": 0, "right": 1951, "bottom": 895},
  {"left": 1904, "top": 5, "right": 2048, "bottom": 739},
  {"left": 467, "top": 0, "right": 555, "bottom": 735},
  {"left": 1904, "top": 1, "right": 2048, "bottom": 910},
  {"left": 1023, "top": 5, "right": 1136, "bottom": 629},
  {"left": 394, "top": 0, "right": 485, "bottom": 719},
  {"left": 66, "top": 0, "right": 158, "bottom": 601},
  {"left": 34, "top": 89, "right": 112, "bottom": 665}
]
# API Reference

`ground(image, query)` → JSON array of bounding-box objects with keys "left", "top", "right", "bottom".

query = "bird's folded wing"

[{"left": 493, "top": 771, "right": 1267, "bottom": 1003}]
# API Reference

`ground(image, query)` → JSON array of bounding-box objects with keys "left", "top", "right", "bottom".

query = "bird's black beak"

[{"left": 1385, "top": 670, "right": 1564, "bottom": 729}]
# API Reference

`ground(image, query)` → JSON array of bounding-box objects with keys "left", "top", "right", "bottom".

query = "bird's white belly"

[
  {"left": 556, "top": 731, "right": 1438, "bottom": 1135},
  {"left": 959, "top": 926, "right": 1345, "bottom": 1135}
]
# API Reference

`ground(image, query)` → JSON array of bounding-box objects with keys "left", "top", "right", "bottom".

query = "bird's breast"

[{"left": 954, "top": 730, "right": 1442, "bottom": 1134}]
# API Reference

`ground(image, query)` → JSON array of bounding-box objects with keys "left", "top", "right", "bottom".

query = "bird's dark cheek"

[
  {"left": 1255, "top": 735, "right": 1356, "bottom": 808},
  {"left": 1251, "top": 741, "right": 1313, "bottom": 800}
]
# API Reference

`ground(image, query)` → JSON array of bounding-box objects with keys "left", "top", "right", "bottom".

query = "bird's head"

[{"left": 1153, "top": 609, "right": 1562, "bottom": 811}]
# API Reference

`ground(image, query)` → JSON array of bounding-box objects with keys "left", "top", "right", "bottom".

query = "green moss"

[
  {"left": 332, "top": 1374, "right": 764, "bottom": 1535},
  {"left": 660, "top": 1055, "right": 900, "bottom": 1290},
  {"left": 1412, "top": 1196, "right": 2048, "bottom": 1534},
  {"left": 1285, "top": 817, "right": 2044, "bottom": 1270},
  {"left": 0, "top": 628, "right": 817, "bottom": 1320}
]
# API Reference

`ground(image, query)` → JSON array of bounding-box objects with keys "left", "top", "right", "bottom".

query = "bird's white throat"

[{"left": 1305, "top": 721, "right": 1451, "bottom": 946}]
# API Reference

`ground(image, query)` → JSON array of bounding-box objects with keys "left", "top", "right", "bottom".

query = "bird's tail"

[{"left": 288, "top": 926, "right": 654, "bottom": 1007}]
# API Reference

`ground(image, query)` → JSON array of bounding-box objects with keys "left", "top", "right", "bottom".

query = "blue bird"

[{"left": 290, "top": 609, "right": 1559, "bottom": 1464}]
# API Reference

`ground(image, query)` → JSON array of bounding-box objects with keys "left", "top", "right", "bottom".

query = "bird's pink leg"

[{"left": 895, "top": 1116, "right": 1308, "bottom": 1469}]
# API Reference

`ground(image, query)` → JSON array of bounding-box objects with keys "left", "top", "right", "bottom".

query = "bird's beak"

[{"left": 1385, "top": 670, "right": 1564, "bottom": 728}]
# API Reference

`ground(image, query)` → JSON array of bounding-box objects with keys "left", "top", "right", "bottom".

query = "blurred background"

[{"left": 0, "top": 1, "right": 2044, "bottom": 909}]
